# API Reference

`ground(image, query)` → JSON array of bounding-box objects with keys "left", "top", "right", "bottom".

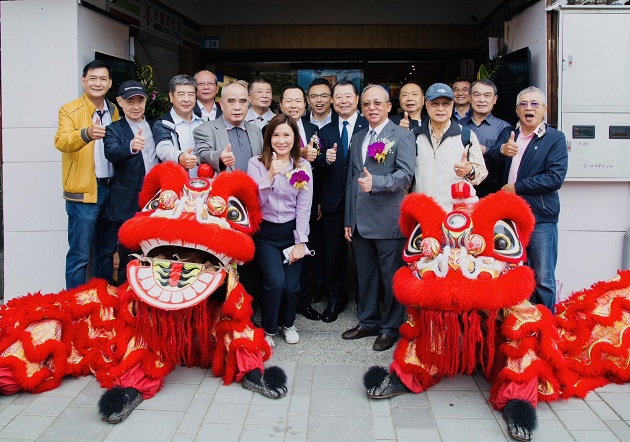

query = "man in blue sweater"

[{"left": 486, "top": 86, "right": 568, "bottom": 313}]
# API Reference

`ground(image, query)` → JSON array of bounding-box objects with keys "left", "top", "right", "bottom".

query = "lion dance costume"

[
  {"left": 363, "top": 182, "right": 630, "bottom": 441},
  {"left": 0, "top": 163, "right": 288, "bottom": 423}
]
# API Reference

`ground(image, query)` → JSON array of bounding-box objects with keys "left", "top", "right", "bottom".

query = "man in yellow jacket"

[{"left": 54, "top": 60, "right": 120, "bottom": 289}]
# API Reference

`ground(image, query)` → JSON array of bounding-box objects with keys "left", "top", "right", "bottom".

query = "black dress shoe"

[
  {"left": 321, "top": 303, "right": 347, "bottom": 323},
  {"left": 342, "top": 324, "right": 379, "bottom": 340},
  {"left": 298, "top": 305, "right": 321, "bottom": 321},
  {"left": 373, "top": 334, "right": 397, "bottom": 351}
]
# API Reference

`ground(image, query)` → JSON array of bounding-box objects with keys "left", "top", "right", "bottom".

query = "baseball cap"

[
  {"left": 118, "top": 80, "right": 148, "bottom": 99},
  {"left": 425, "top": 83, "right": 454, "bottom": 101}
]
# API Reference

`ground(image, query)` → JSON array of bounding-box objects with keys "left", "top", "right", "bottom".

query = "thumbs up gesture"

[
  {"left": 131, "top": 128, "right": 145, "bottom": 152},
  {"left": 220, "top": 143, "right": 236, "bottom": 167},
  {"left": 453, "top": 148, "right": 472, "bottom": 178},
  {"left": 269, "top": 151, "right": 284, "bottom": 181},
  {"left": 500, "top": 131, "right": 518, "bottom": 157},
  {"left": 326, "top": 143, "right": 338, "bottom": 164},
  {"left": 179, "top": 147, "right": 198, "bottom": 170},
  {"left": 301, "top": 138, "right": 318, "bottom": 162},
  {"left": 399, "top": 111, "right": 410, "bottom": 130},
  {"left": 358, "top": 167, "right": 373, "bottom": 193}
]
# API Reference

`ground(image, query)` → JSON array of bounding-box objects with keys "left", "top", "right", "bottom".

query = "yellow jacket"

[{"left": 54, "top": 93, "right": 120, "bottom": 203}]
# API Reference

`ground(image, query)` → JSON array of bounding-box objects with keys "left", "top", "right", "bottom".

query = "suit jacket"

[
  {"left": 192, "top": 117, "right": 263, "bottom": 173},
  {"left": 315, "top": 113, "right": 368, "bottom": 213},
  {"left": 389, "top": 113, "right": 421, "bottom": 130},
  {"left": 193, "top": 101, "right": 222, "bottom": 120},
  {"left": 103, "top": 118, "right": 153, "bottom": 222},
  {"left": 300, "top": 116, "right": 321, "bottom": 209},
  {"left": 344, "top": 120, "right": 415, "bottom": 239}
]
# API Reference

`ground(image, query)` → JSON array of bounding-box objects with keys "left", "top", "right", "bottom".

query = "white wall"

[
  {"left": 504, "top": 0, "right": 547, "bottom": 95},
  {"left": 1, "top": 0, "right": 129, "bottom": 299}
]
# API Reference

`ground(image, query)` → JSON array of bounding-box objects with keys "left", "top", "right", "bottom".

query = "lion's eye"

[
  {"left": 405, "top": 224, "right": 423, "bottom": 255},
  {"left": 493, "top": 220, "right": 523, "bottom": 258},
  {"left": 226, "top": 197, "right": 250, "bottom": 227},
  {"left": 142, "top": 189, "right": 179, "bottom": 212}
]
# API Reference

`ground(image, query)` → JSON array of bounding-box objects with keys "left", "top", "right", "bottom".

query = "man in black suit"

[
  {"left": 103, "top": 80, "right": 159, "bottom": 284},
  {"left": 342, "top": 85, "right": 415, "bottom": 351},
  {"left": 314, "top": 81, "right": 367, "bottom": 322},
  {"left": 390, "top": 81, "right": 424, "bottom": 130},
  {"left": 193, "top": 70, "right": 222, "bottom": 121},
  {"left": 278, "top": 85, "right": 322, "bottom": 321}
]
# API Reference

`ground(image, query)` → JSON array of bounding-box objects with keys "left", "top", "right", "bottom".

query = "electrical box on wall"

[{"left": 558, "top": 7, "right": 630, "bottom": 180}]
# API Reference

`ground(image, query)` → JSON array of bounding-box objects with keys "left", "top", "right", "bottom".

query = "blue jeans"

[
  {"left": 65, "top": 184, "right": 116, "bottom": 289},
  {"left": 527, "top": 222, "right": 558, "bottom": 313}
]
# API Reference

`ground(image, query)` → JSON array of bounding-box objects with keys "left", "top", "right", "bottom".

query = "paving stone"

[
  {"left": 588, "top": 399, "right": 621, "bottom": 421},
  {"left": 605, "top": 420, "right": 630, "bottom": 441},
  {"left": 210, "top": 381, "right": 254, "bottom": 404},
  {"left": 427, "top": 389, "right": 495, "bottom": 419},
  {"left": 390, "top": 405, "right": 436, "bottom": 429},
  {"left": 10, "top": 393, "right": 36, "bottom": 406},
  {"left": 104, "top": 409, "right": 183, "bottom": 442},
  {"left": 176, "top": 410, "right": 205, "bottom": 434},
  {"left": 312, "top": 364, "right": 364, "bottom": 389},
  {"left": 69, "top": 379, "right": 106, "bottom": 408},
  {"left": 307, "top": 415, "right": 372, "bottom": 441},
  {"left": 435, "top": 417, "right": 505, "bottom": 440},
  {"left": 571, "top": 430, "right": 619, "bottom": 441},
  {"left": 548, "top": 397, "right": 591, "bottom": 411},
  {"left": 38, "top": 376, "right": 91, "bottom": 397},
  {"left": 529, "top": 418, "right": 575, "bottom": 442},
  {"left": 309, "top": 387, "right": 370, "bottom": 417},
  {"left": 285, "top": 413, "right": 308, "bottom": 438},
  {"left": 20, "top": 394, "right": 73, "bottom": 417},
  {"left": 293, "top": 364, "right": 314, "bottom": 380},
  {"left": 202, "top": 402, "right": 248, "bottom": 424},
  {"left": 0, "top": 415, "right": 54, "bottom": 440},
  {"left": 245, "top": 403, "right": 288, "bottom": 426},
  {"left": 38, "top": 405, "right": 111, "bottom": 441},
  {"left": 171, "top": 433, "right": 196, "bottom": 442},
  {"left": 389, "top": 391, "right": 430, "bottom": 408},
  {"left": 136, "top": 383, "right": 198, "bottom": 412},
  {"left": 555, "top": 408, "right": 609, "bottom": 431},
  {"left": 593, "top": 383, "right": 630, "bottom": 393},
  {"left": 287, "top": 393, "right": 311, "bottom": 416},
  {"left": 396, "top": 427, "right": 441, "bottom": 442},
  {"left": 369, "top": 397, "right": 391, "bottom": 417},
  {"left": 194, "top": 422, "right": 240, "bottom": 441},
  {"left": 599, "top": 393, "right": 630, "bottom": 420},
  {"left": 0, "top": 404, "right": 26, "bottom": 427},
  {"left": 372, "top": 416, "right": 396, "bottom": 440},
  {"left": 240, "top": 423, "right": 286, "bottom": 441}
]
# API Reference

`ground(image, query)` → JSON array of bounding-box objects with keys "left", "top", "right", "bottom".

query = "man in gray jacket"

[{"left": 193, "top": 82, "right": 263, "bottom": 174}]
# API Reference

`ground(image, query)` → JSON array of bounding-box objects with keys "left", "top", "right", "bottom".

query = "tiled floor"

[{"left": 0, "top": 302, "right": 629, "bottom": 441}]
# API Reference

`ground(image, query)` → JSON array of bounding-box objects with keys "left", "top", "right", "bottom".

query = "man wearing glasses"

[
  {"left": 193, "top": 70, "right": 222, "bottom": 121},
  {"left": 486, "top": 86, "right": 568, "bottom": 313},
  {"left": 460, "top": 79, "right": 510, "bottom": 197},
  {"left": 452, "top": 77, "right": 472, "bottom": 120},
  {"left": 342, "top": 85, "right": 415, "bottom": 352},
  {"left": 307, "top": 78, "right": 334, "bottom": 129},
  {"left": 412, "top": 83, "right": 487, "bottom": 211}
]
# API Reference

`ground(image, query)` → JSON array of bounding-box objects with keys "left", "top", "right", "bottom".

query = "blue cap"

[{"left": 425, "top": 83, "right": 454, "bottom": 101}]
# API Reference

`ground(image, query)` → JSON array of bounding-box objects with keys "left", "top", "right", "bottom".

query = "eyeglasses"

[
  {"left": 361, "top": 100, "right": 388, "bottom": 108},
  {"left": 197, "top": 82, "right": 216, "bottom": 87},
  {"left": 453, "top": 87, "right": 469, "bottom": 93},
  {"left": 308, "top": 93, "right": 331, "bottom": 100},
  {"left": 518, "top": 101, "right": 542, "bottom": 109}
]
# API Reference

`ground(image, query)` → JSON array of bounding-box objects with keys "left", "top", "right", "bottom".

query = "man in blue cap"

[{"left": 411, "top": 83, "right": 487, "bottom": 211}]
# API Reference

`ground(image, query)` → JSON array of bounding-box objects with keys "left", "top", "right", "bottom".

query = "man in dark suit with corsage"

[
  {"left": 343, "top": 85, "right": 415, "bottom": 351},
  {"left": 103, "top": 80, "right": 159, "bottom": 284},
  {"left": 315, "top": 81, "right": 367, "bottom": 322}
]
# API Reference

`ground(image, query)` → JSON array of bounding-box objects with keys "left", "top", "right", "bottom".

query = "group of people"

[{"left": 54, "top": 60, "right": 567, "bottom": 354}]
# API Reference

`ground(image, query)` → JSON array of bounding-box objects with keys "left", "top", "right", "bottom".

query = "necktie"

[
  {"left": 369, "top": 129, "right": 377, "bottom": 145},
  {"left": 96, "top": 110, "right": 105, "bottom": 125},
  {"left": 341, "top": 120, "right": 349, "bottom": 157}
]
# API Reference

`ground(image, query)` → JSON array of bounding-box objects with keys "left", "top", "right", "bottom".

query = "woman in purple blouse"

[{"left": 247, "top": 114, "right": 313, "bottom": 347}]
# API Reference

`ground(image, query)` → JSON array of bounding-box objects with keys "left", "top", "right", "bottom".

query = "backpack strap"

[{"left": 461, "top": 124, "right": 472, "bottom": 161}]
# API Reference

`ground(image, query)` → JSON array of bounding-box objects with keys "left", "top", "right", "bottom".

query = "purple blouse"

[{"left": 247, "top": 156, "right": 313, "bottom": 244}]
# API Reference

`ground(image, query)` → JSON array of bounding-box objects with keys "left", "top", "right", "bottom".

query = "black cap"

[{"left": 118, "top": 80, "right": 148, "bottom": 99}]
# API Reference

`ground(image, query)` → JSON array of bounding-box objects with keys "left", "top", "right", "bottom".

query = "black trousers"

[
  {"left": 254, "top": 220, "right": 303, "bottom": 335},
  {"left": 321, "top": 202, "right": 349, "bottom": 307}
]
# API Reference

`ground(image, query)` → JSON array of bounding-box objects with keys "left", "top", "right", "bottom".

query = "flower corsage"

[
  {"left": 286, "top": 166, "right": 311, "bottom": 190},
  {"left": 367, "top": 138, "right": 395, "bottom": 164}
]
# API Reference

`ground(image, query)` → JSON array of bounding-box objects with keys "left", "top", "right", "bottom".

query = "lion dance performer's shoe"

[
  {"left": 502, "top": 399, "right": 537, "bottom": 442},
  {"left": 363, "top": 366, "right": 411, "bottom": 399},
  {"left": 98, "top": 387, "right": 143, "bottom": 424},
  {"left": 241, "top": 367, "right": 288, "bottom": 399}
]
